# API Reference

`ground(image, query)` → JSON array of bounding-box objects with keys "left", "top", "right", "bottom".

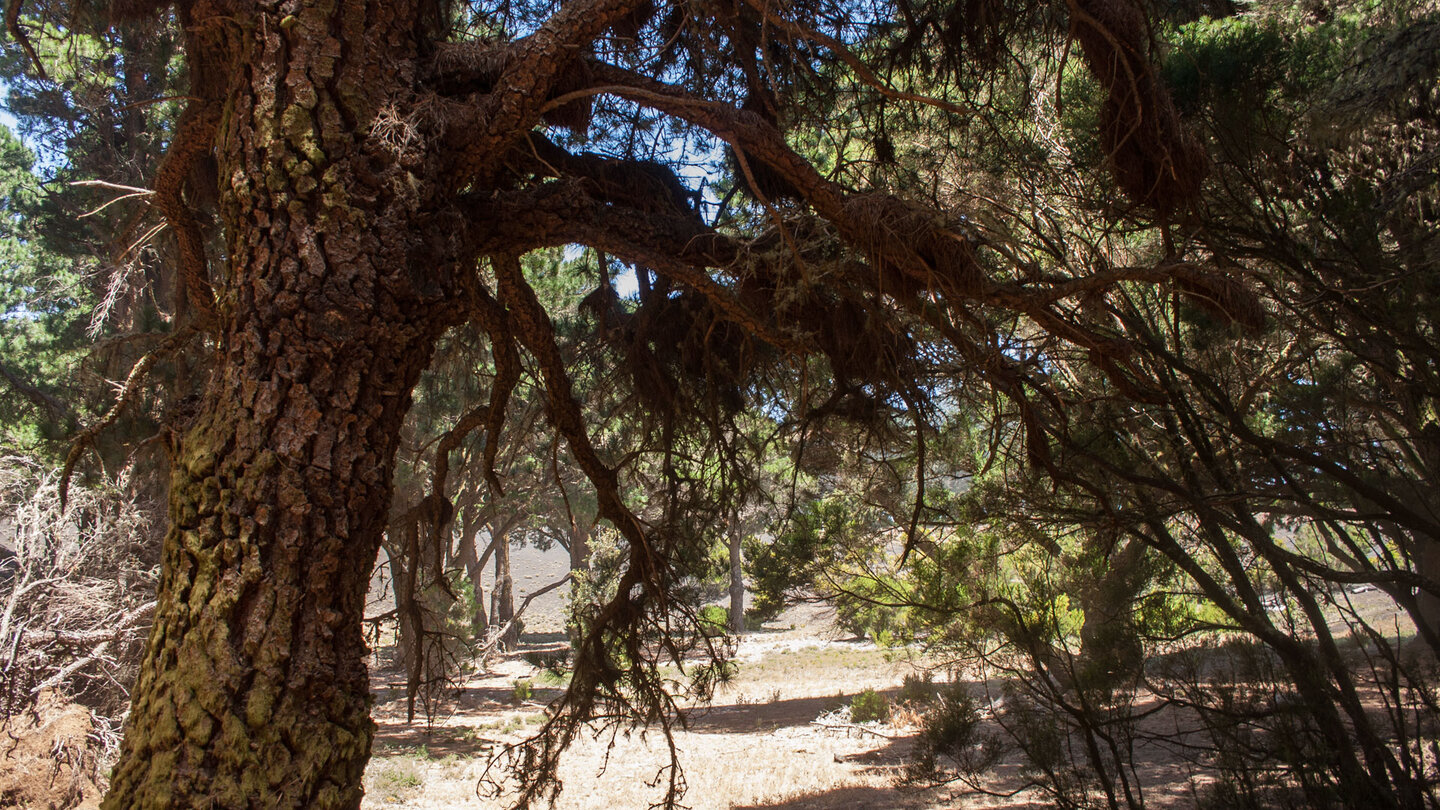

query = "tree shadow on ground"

[
  {"left": 729, "top": 783, "right": 947, "bottom": 809},
  {"left": 371, "top": 723, "right": 496, "bottom": 759},
  {"left": 687, "top": 694, "right": 851, "bottom": 734}
]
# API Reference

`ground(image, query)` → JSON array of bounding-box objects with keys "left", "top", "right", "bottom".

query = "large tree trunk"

[{"left": 104, "top": 3, "right": 462, "bottom": 807}]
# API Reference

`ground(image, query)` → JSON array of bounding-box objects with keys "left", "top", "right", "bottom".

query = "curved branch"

[
  {"left": 436, "top": 0, "right": 654, "bottom": 182},
  {"left": 466, "top": 182, "right": 804, "bottom": 353},
  {"left": 584, "top": 62, "right": 849, "bottom": 220},
  {"left": 558, "top": 66, "right": 995, "bottom": 306},
  {"left": 467, "top": 286, "right": 524, "bottom": 496},
  {"left": 5, "top": 0, "right": 47, "bottom": 80},
  {"left": 60, "top": 324, "right": 199, "bottom": 508},
  {"left": 152, "top": 102, "right": 220, "bottom": 327}
]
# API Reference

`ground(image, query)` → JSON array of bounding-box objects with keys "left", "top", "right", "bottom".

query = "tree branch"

[
  {"left": 466, "top": 182, "right": 803, "bottom": 353},
  {"left": 436, "top": 0, "right": 655, "bottom": 183}
]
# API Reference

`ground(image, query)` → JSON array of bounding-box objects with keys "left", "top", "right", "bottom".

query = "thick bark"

[
  {"left": 104, "top": 3, "right": 465, "bottom": 807},
  {"left": 104, "top": 292, "right": 438, "bottom": 809}
]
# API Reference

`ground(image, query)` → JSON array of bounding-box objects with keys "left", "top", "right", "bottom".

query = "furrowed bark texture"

[{"left": 104, "top": 3, "right": 462, "bottom": 807}]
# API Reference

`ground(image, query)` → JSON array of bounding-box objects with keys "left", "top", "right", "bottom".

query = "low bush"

[
  {"left": 698, "top": 605, "right": 729, "bottom": 637},
  {"left": 898, "top": 672, "right": 937, "bottom": 705},
  {"left": 511, "top": 679, "right": 533, "bottom": 703},
  {"left": 850, "top": 688, "right": 890, "bottom": 723}
]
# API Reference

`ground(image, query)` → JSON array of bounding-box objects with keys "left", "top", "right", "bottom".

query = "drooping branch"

[
  {"left": 465, "top": 182, "right": 803, "bottom": 353},
  {"left": 491, "top": 255, "right": 652, "bottom": 571},
  {"left": 59, "top": 324, "right": 199, "bottom": 508},
  {"left": 431, "top": 288, "right": 524, "bottom": 506},
  {"left": 581, "top": 62, "right": 849, "bottom": 220},
  {"left": 1064, "top": 0, "right": 1208, "bottom": 213},
  {"left": 485, "top": 253, "right": 693, "bottom": 808},
  {"left": 150, "top": 1, "right": 238, "bottom": 328},
  {"left": 152, "top": 101, "right": 220, "bottom": 327},
  {"left": 533, "top": 65, "right": 1001, "bottom": 309}
]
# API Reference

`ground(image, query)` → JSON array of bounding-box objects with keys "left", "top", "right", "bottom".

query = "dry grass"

[
  {"left": 362, "top": 558, "right": 1424, "bottom": 810},
  {"left": 361, "top": 603, "right": 957, "bottom": 810}
]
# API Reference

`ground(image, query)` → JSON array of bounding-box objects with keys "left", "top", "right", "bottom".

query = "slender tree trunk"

[
  {"left": 728, "top": 511, "right": 745, "bottom": 634},
  {"left": 569, "top": 520, "right": 591, "bottom": 573},
  {"left": 104, "top": 3, "right": 464, "bottom": 807},
  {"left": 1416, "top": 538, "right": 1440, "bottom": 641},
  {"left": 387, "top": 539, "right": 418, "bottom": 672},
  {"left": 456, "top": 505, "right": 488, "bottom": 636},
  {"left": 491, "top": 527, "right": 517, "bottom": 649}
]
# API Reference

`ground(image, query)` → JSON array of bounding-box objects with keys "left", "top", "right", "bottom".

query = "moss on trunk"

[{"left": 104, "top": 3, "right": 467, "bottom": 807}]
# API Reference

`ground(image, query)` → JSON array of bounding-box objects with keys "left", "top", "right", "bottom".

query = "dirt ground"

[
  {"left": 363, "top": 604, "right": 967, "bottom": 810},
  {"left": 363, "top": 532, "right": 1060, "bottom": 810},
  {"left": 0, "top": 690, "right": 103, "bottom": 810},
  {"left": 355, "top": 542, "right": 1418, "bottom": 809}
]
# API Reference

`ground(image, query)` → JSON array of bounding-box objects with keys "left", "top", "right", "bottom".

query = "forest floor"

[
  {"left": 361, "top": 539, "right": 971, "bottom": 809},
  {"left": 361, "top": 547, "right": 1132, "bottom": 809},
  {"left": 363, "top": 604, "right": 968, "bottom": 810},
  {"left": 360, "top": 543, "right": 1418, "bottom": 810}
]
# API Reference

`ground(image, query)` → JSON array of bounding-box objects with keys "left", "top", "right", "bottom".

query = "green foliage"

[
  {"left": 834, "top": 573, "right": 911, "bottom": 646},
  {"left": 741, "top": 608, "right": 771, "bottom": 631},
  {"left": 849, "top": 689, "right": 890, "bottom": 724},
  {"left": 446, "top": 569, "right": 484, "bottom": 637},
  {"left": 0, "top": 125, "right": 87, "bottom": 454},
  {"left": 696, "top": 605, "right": 729, "bottom": 638},
  {"left": 1163, "top": 16, "right": 1289, "bottom": 114},
  {"left": 511, "top": 679, "right": 533, "bottom": 703},
  {"left": 746, "top": 493, "right": 884, "bottom": 623},
  {"left": 909, "top": 681, "right": 1000, "bottom": 779},
  {"left": 897, "top": 672, "right": 937, "bottom": 705}
]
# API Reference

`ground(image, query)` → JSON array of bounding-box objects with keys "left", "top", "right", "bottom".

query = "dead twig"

[{"left": 59, "top": 324, "right": 198, "bottom": 509}]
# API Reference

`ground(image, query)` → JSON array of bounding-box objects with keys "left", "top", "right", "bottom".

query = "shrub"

[
  {"left": 0, "top": 457, "right": 160, "bottom": 768},
  {"left": 850, "top": 689, "right": 890, "bottom": 723},
  {"left": 511, "top": 679, "right": 533, "bottom": 703},
  {"left": 697, "top": 605, "right": 729, "bottom": 638},
  {"left": 910, "top": 682, "right": 1001, "bottom": 779},
  {"left": 522, "top": 648, "right": 571, "bottom": 678},
  {"left": 742, "top": 608, "right": 771, "bottom": 631},
  {"left": 898, "top": 672, "right": 937, "bottom": 705}
]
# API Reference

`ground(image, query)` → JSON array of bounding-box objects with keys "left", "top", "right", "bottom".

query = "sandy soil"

[
  {"left": 360, "top": 543, "right": 1417, "bottom": 809},
  {"left": 361, "top": 587, "right": 1060, "bottom": 810},
  {"left": 363, "top": 621, "right": 958, "bottom": 810}
]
